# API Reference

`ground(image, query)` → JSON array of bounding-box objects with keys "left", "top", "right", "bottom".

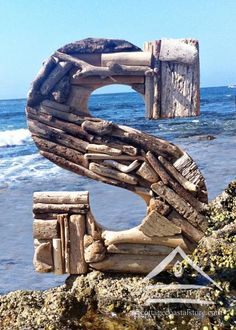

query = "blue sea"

[{"left": 0, "top": 86, "right": 236, "bottom": 294}]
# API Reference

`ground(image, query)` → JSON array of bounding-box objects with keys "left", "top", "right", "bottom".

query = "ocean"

[{"left": 0, "top": 86, "right": 236, "bottom": 294}]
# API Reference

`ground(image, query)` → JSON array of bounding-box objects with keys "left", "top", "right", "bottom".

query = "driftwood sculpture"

[{"left": 26, "top": 38, "right": 207, "bottom": 275}]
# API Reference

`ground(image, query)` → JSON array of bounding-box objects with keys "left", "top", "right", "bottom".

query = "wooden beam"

[
  {"left": 102, "top": 228, "right": 190, "bottom": 250},
  {"left": 101, "top": 51, "right": 152, "bottom": 66},
  {"left": 33, "top": 191, "right": 89, "bottom": 204}
]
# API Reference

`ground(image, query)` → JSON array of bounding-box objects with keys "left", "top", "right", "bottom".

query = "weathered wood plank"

[
  {"left": 158, "top": 155, "right": 197, "bottom": 192},
  {"left": 33, "top": 136, "right": 89, "bottom": 169},
  {"left": 168, "top": 210, "right": 204, "bottom": 243},
  {"left": 151, "top": 182, "right": 208, "bottom": 232},
  {"left": 160, "top": 60, "right": 199, "bottom": 118},
  {"left": 146, "top": 152, "right": 206, "bottom": 212},
  {"left": 40, "top": 61, "right": 73, "bottom": 95},
  {"left": 90, "top": 253, "right": 178, "bottom": 274},
  {"left": 69, "top": 214, "right": 87, "bottom": 274}
]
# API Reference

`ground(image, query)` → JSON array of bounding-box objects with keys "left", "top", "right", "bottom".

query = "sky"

[{"left": 0, "top": 0, "right": 236, "bottom": 99}]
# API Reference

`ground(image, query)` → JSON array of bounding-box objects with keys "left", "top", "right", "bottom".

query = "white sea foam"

[
  {"left": 0, "top": 153, "right": 61, "bottom": 188},
  {"left": 0, "top": 128, "right": 31, "bottom": 147}
]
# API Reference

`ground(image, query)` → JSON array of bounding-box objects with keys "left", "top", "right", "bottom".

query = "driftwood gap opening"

[
  {"left": 27, "top": 38, "right": 207, "bottom": 275},
  {"left": 88, "top": 85, "right": 145, "bottom": 122}
]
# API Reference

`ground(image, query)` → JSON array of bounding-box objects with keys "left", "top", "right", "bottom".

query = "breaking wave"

[{"left": 0, "top": 129, "right": 31, "bottom": 147}]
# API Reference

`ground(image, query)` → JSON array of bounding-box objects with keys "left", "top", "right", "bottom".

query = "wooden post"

[
  {"left": 144, "top": 40, "right": 161, "bottom": 119},
  {"left": 160, "top": 39, "right": 200, "bottom": 118},
  {"left": 69, "top": 214, "right": 87, "bottom": 274},
  {"left": 145, "top": 72, "right": 154, "bottom": 119},
  {"left": 64, "top": 216, "right": 70, "bottom": 273}
]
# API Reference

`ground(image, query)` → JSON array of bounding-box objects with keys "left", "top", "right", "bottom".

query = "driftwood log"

[{"left": 28, "top": 38, "right": 207, "bottom": 275}]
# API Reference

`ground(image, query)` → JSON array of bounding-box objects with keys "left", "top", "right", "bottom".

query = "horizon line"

[{"left": 0, "top": 85, "right": 234, "bottom": 102}]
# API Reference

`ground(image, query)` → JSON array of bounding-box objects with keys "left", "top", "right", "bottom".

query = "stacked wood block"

[
  {"left": 33, "top": 191, "right": 90, "bottom": 274},
  {"left": 28, "top": 38, "right": 207, "bottom": 276}
]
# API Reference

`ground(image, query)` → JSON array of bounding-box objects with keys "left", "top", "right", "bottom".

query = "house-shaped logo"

[{"left": 144, "top": 246, "right": 222, "bottom": 305}]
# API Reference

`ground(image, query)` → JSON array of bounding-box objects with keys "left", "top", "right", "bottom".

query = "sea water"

[{"left": 0, "top": 86, "right": 235, "bottom": 293}]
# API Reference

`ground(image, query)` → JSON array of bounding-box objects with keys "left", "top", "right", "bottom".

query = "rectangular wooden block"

[{"left": 33, "top": 220, "right": 59, "bottom": 239}]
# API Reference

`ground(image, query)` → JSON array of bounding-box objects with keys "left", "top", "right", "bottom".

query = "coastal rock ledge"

[{"left": 0, "top": 182, "right": 236, "bottom": 330}]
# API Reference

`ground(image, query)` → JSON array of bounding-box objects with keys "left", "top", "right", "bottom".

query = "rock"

[
  {"left": 195, "top": 134, "right": 216, "bottom": 141},
  {"left": 58, "top": 37, "right": 142, "bottom": 54}
]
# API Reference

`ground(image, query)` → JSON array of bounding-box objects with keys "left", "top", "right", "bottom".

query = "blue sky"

[{"left": 0, "top": 0, "right": 235, "bottom": 99}]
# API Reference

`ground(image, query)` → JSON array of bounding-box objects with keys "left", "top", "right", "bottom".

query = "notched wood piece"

[{"left": 139, "top": 210, "right": 181, "bottom": 237}]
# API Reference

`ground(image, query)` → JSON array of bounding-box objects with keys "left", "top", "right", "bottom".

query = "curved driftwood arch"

[{"left": 27, "top": 38, "right": 207, "bottom": 275}]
